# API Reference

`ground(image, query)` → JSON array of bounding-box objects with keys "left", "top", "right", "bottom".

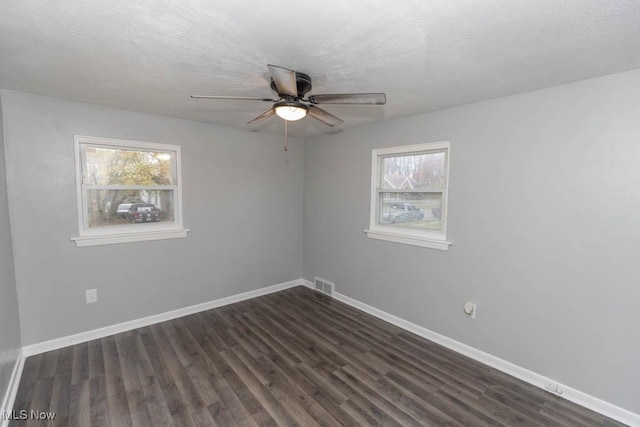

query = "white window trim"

[
  {"left": 365, "top": 141, "right": 452, "bottom": 251},
  {"left": 71, "top": 135, "right": 189, "bottom": 247}
]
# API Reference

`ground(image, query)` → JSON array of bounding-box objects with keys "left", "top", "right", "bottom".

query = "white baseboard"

[
  {"left": 22, "top": 279, "right": 303, "bottom": 357},
  {"left": 0, "top": 348, "right": 25, "bottom": 427},
  {"left": 301, "top": 279, "right": 639, "bottom": 426}
]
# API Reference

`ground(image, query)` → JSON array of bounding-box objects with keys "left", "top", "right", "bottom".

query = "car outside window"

[
  {"left": 366, "top": 141, "right": 451, "bottom": 250},
  {"left": 72, "top": 136, "right": 188, "bottom": 247}
]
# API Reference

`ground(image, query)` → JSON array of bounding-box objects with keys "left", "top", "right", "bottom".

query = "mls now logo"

[{"left": 1, "top": 410, "right": 56, "bottom": 420}]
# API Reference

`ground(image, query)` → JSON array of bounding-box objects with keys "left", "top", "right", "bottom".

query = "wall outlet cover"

[
  {"left": 85, "top": 289, "right": 98, "bottom": 304},
  {"left": 463, "top": 301, "right": 476, "bottom": 318}
]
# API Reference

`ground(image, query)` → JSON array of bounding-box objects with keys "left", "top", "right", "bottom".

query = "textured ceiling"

[{"left": 1, "top": 0, "right": 640, "bottom": 136}]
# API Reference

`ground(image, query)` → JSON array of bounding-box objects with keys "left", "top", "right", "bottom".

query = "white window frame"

[
  {"left": 365, "top": 141, "right": 452, "bottom": 250},
  {"left": 71, "top": 135, "right": 189, "bottom": 247}
]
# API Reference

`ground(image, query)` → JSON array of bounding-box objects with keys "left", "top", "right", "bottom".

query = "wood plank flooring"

[{"left": 11, "top": 286, "right": 626, "bottom": 426}]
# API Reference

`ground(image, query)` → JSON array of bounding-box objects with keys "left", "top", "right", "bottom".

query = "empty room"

[{"left": 1, "top": 1, "right": 639, "bottom": 426}]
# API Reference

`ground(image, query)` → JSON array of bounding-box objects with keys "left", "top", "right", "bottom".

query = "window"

[
  {"left": 366, "top": 141, "right": 451, "bottom": 250},
  {"left": 72, "top": 136, "right": 189, "bottom": 247}
]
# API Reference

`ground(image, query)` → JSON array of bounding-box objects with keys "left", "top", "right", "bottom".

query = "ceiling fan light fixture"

[{"left": 274, "top": 101, "right": 308, "bottom": 121}]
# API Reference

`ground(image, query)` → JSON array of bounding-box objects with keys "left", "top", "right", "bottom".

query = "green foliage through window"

[{"left": 84, "top": 147, "right": 173, "bottom": 186}]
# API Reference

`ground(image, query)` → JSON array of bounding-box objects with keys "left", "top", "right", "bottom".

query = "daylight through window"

[
  {"left": 73, "top": 136, "right": 188, "bottom": 246},
  {"left": 366, "top": 141, "right": 451, "bottom": 250}
]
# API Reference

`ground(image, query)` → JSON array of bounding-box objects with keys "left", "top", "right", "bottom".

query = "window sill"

[
  {"left": 71, "top": 228, "right": 190, "bottom": 247},
  {"left": 364, "top": 229, "right": 451, "bottom": 251}
]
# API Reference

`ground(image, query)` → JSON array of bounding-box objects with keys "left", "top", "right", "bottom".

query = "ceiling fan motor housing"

[{"left": 270, "top": 71, "right": 312, "bottom": 99}]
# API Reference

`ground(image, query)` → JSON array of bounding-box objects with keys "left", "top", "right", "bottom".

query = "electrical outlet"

[
  {"left": 85, "top": 289, "right": 98, "bottom": 304},
  {"left": 463, "top": 301, "right": 476, "bottom": 319},
  {"left": 544, "top": 383, "right": 563, "bottom": 395}
]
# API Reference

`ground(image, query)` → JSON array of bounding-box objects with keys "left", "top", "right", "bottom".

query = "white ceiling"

[{"left": 1, "top": 0, "right": 639, "bottom": 136}]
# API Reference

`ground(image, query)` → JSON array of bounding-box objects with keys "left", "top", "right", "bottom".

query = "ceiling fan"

[{"left": 191, "top": 64, "right": 386, "bottom": 127}]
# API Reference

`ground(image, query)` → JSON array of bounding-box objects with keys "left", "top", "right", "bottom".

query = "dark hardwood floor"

[{"left": 11, "top": 286, "right": 626, "bottom": 426}]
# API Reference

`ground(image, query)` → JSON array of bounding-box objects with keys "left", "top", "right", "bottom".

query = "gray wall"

[
  {"left": 1, "top": 90, "right": 304, "bottom": 346},
  {"left": 0, "top": 94, "right": 22, "bottom": 408},
  {"left": 303, "top": 69, "right": 640, "bottom": 413}
]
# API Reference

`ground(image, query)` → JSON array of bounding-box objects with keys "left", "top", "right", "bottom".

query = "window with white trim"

[
  {"left": 72, "top": 136, "right": 189, "bottom": 247},
  {"left": 366, "top": 141, "right": 451, "bottom": 250}
]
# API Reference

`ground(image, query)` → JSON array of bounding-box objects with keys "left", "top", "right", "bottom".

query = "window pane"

[
  {"left": 85, "top": 189, "right": 175, "bottom": 228},
  {"left": 382, "top": 151, "right": 446, "bottom": 190},
  {"left": 84, "top": 147, "right": 174, "bottom": 185},
  {"left": 380, "top": 192, "right": 443, "bottom": 230}
]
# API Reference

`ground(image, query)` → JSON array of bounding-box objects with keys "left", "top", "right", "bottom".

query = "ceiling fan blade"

[
  {"left": 246, "top": 108, "right": 276, "bottom": 125},
  {"left": 191, "top": 95, "right": 276, "bottom": 102},
  {"left": 307, "top": 105, "right": 344, "bottom": 127},
  {"left": 267, "top": 64, "right": 298, "bottom": 97},
  {"left": 308, "top": 93, "right": 386, "bottom": 105}
]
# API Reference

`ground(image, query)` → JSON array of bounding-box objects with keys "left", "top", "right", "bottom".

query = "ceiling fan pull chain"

[{"left": 284, "top": 120, "right": 288, "bottom": 152}]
